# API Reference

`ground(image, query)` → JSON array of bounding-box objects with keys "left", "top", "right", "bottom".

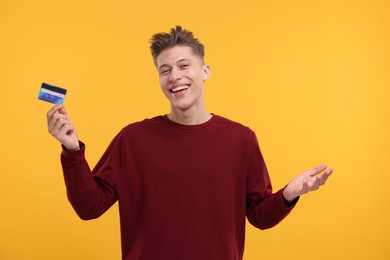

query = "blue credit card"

[{"left": 38, "top": 83, "right": 67, "bottom": 104}]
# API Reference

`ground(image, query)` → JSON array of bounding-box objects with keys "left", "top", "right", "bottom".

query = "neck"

[{"left": 168, "top": 107, "right": 212, "bottom": 125}]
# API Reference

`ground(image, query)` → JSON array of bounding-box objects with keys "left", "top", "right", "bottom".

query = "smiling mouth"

[{"left": 170, "top": 85, "right": 190, "bottom": 94}]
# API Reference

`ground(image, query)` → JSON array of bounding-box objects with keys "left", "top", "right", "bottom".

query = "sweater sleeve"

[
  {"left": 61, "top": 132, "right": 123, "bottom": 220},
  {"left": 245, "top": 133, "right": 298, "bottom": 230}
]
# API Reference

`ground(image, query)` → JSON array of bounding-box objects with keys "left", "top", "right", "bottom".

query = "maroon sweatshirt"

[{"left": 61, "top": 115, "right": 297, "bottom": 260}]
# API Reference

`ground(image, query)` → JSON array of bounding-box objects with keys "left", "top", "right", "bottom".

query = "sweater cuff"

[
  {"left": 280, "top": 187, "right": 299, "bottom": 209},
  {"left": 61, "top": 141, "right": 86, "bottom": 160},
  {"left": 283, "top": 194, "right": 299, "bottom": 208}
]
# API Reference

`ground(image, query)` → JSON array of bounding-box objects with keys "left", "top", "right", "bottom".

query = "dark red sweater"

[{"left": 61, "top": 115, "right": 296, "bottom": 260}]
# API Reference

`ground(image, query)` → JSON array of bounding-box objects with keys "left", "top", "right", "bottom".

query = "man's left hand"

[{"left": 283, "top": 164, "right": 334, "bottom": 202}]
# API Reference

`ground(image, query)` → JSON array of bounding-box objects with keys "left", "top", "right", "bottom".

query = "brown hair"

[{"left": 149, "top": 25, "right": 205, "bottom": 66}]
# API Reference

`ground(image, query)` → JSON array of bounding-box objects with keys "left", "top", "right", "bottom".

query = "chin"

[{"left": 171, "top": 101, "right": 193, "bottom": 111}]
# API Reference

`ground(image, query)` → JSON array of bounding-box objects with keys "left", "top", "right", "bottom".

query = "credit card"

[{"left": 38, "top": 83, "right": 67, "bottom": 104}]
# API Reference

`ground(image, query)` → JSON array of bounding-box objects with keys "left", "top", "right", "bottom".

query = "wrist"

[
  {"left": 62, "top": 142, "right": 80, "bottom": 152},
  {"left": 282, "top": 187, "right": 300, "bottom": 207},
  {"left": 66, "top": 146, "right": 80, "bottom": 152},
  {"left": 283, "top": 187, "right": 297, "bottom": 202}
]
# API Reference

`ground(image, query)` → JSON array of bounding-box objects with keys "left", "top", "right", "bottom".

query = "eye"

[
  {"left": 160, "top": 69, "right": 171, "bottom": 75},
  {"left": 180, "top": 64, "right": 189, "bottom": 69}
]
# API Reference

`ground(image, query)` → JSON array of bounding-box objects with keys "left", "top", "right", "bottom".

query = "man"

[{"left": 47, "top": 26, "right": 333, "bottom": 260}]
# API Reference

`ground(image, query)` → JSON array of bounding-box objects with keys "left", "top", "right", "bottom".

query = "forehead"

[{"left": 156, "top": 45, "right": 201, "bottom": 68}]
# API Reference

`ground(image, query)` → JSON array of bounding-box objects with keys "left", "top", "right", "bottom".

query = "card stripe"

[{"left": 41, "top": 83, "right": 67, "bottom": 95}]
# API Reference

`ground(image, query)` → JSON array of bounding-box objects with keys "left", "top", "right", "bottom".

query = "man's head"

[
  {"left": 150, "top": 25, "right": 205, "bottom": 66},
  {"left": 149, "top": 26, "right": 211, "bottom": 120}
]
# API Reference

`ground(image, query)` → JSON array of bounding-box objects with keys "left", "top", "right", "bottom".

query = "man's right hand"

[{"left": 47, "top": 104, "right": 80, "bottom": 151}]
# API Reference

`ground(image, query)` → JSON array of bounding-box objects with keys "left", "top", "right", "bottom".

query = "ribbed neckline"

[{"left": 161, "top": 114, "right": 217, "bottom": 130}]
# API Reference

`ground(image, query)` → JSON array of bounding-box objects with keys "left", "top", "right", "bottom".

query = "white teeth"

[{"left": 171, "top": 85, "right": 189, "bottom": 93}]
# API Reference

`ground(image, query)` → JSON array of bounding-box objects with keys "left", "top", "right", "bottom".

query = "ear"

[{"left": 203, "top": 64, "right": 211, "bottom": 81}]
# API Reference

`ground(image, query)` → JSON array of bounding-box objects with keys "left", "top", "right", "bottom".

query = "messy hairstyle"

[{"left": 149, "top": 25, "right": 205, "bottom": 66}]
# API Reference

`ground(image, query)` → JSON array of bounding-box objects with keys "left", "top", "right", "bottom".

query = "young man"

[{"left": 47, "top": 26, "right": 333, "bottom": 260}]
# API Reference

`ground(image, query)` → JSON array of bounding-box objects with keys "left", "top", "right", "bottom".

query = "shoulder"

[
  {"left": 121, "top": 115, "right": 164, "bottom": 130},
  {"left": 114, "top": 115, "right": 168, "bottom": 139},
  {"left": 213, "top": 115, "right": 254, "bottom": 133},
  {"left": 212, "top": 115, "right": 257, "bottom": 142}
]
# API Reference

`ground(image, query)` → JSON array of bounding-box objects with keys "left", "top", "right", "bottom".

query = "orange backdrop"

[{"left": 1, "top": 0, "right": 389, "bottom": 259}]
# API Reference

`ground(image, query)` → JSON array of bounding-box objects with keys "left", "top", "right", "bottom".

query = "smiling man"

[
  {"left": 155, "top": 41, "right": 211, "bottom": 125},
  {"left": 46, "top": 26, "right": 333, "bottom": 260}
]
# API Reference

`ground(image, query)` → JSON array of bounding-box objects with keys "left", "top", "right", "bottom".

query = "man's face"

[{"left": 156, "top": 45, "right": 210, "bottom": 112}]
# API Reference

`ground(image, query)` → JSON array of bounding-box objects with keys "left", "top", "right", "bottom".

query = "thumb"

[{"left": 57, "top": 104, "right": 70, "bottom": 119}]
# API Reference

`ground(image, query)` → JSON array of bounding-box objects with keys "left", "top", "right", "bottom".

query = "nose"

[{"left": 169, "top": 67, "right": 182, "bottom": 83}]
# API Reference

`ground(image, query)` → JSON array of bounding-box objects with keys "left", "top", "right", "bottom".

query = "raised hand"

[{"left": 47, "top": 104, "right": 80, "bottom": 151}]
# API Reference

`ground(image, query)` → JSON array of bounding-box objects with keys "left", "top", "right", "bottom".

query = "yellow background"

[{"left": 1, "top": 0, "right": 389, "bottom": 259}]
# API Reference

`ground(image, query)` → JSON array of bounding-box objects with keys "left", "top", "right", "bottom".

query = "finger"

[
  {"left": 49, "top": 118, "right": 64, "bottom": 137},
  {"left": 319, "top": 175, "right": 328, "bottom": 186},
  {"left": 307, "top": 164, "right": 328, "bottom": 177},
  {"left": 319, "top": 168, "right": 333, "bottom": 185},
  {"left": 49, "top": 116, "right": 72, "bottom": 137},
  {"left": 58, "top": 121, "right": 74, "bottom": 137},
  {"left": 48, "top": 113, "right": 68, "bottom": 133},
  {"left": 58, "top": 104, "right": 69, "bottom": 117},
  {"left": 47, "top": 105, "right": 67, "bottom": 130},
  {"left": 306, "top": 175, "right": 319, "bottom": 191},
  {"left": 46, "top": 104, "right": 70, "bottom": 128},
  {"left": 46, "top": 104, "right": 63, "bottom": 122},
  {"left": 314, "top": 176, "right": 321, "bottom": 190}
]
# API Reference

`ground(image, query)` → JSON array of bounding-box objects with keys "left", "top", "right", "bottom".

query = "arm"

[
  {"left": 245, "top": 133, "right": 333, "bottom": 230},
  {"left": 60, "top": 141, "right": 118, "bottom": 220},
  {"left": 47, "top": 104, "right": 117, "bottom": 220},
  {"left": 246, "top": 163, "right": 333, "bottom": 230},
  {"left": 246, "top": 134, "right": 298, "bottom": 230}
]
